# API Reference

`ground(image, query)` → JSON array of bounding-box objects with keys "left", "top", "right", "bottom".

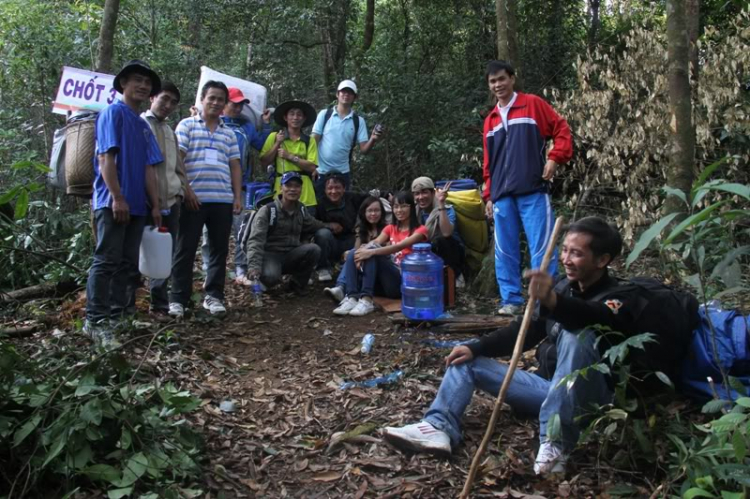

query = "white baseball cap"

[{"left": 337, "top": 79, "right": 358, "bottom": 94}]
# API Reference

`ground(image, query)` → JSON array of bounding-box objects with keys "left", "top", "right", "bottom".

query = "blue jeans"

[
  {"left": 493, "top": 192, "right": 558, "bottom": 306},
  {"left": 342, "top": 251, "right": 401, "bottom": 298},
  {"left": 314, "top": 228, "right": 355, "bottom": 270},
  {"left": 86, "top": 208, "right": 146, "bottom": 322},
  {"left": 424, "top": 328, "right": 612, "bottom": 451}
]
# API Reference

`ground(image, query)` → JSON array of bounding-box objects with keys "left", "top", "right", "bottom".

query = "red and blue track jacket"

[{"left": 482, "top": 92, "right": 573, "bottom": 202}]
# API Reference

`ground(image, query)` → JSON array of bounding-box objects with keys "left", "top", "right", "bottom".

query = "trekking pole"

[{"left": 459, "top": 216, "right": 565, "bottom": 498}]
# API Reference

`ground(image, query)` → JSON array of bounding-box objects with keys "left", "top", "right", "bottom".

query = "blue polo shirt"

[
  {"left": 93, "top": 100, "right": 163, "bottom": 216},
  {"left": 312, "top": 108, "right": 368, "bottom": 175}
]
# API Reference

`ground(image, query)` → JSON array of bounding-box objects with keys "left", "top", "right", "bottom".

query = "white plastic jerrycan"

[{"left": 139, "top": 226, "right": 172, "bottom": 279}]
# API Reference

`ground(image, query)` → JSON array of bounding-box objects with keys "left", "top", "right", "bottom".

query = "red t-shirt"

[{"left": 382, "top": 225, "right": 428, "bottom": 266}]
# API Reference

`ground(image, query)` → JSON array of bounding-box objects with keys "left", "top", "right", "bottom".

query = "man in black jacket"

[
  {"left": 313, "top": 174, "right": 366, "bottom": 282},
  {"left": 383, "top": 217, "right": 637, "bottom": 475}
]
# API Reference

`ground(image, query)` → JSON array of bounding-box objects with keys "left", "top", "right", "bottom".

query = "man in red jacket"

[{"left": 482, "top": 60, "right": 573, "bottom": 316}]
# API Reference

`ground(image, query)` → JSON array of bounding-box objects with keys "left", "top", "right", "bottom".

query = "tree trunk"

[
  {"left": 95, "top": 0, "right": 120, "bottom": 73},
  {"left": 665, "top": 0, "right": 696, "bottom": 214},
  {"left": 363, "top": 0, "right": 375, "bottom": 52},
  {"left": 686, "top": 0, "right": 700, "bottom": 83},
  {"left": 588, "top": 0, "right": 601, "bottom": 48},
  {"left": 245, "top": 43, "right": 253, "bottom": 79},
  {"left": 495, "top": 0, "right": 522, "bottom": 87},
  {"left": 320, "top": 0, "right": 351, "bottom": 99}
]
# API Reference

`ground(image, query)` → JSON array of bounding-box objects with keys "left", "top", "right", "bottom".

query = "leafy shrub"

[{"left": 0, "top": 332, "right": 204, "bottom": 497}]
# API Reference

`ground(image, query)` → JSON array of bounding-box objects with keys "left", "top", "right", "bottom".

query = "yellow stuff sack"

[{"left": 446, "top": 189, "right": 489, "bottom": 254}]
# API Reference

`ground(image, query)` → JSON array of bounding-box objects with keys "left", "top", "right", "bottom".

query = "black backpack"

[
  {"left": 322, "top": 106, "right": 360, "bottom": 162},
  {"left": 538, "top": 277, "right": 700, "bottom": 384}
]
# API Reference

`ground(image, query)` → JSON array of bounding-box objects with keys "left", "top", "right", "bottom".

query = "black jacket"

[
  {"left": 314, "top": 192, "right": 368, "bottom": 236},
  {"left": 468, "top": 272, "right": 643, "bottom": 362}
]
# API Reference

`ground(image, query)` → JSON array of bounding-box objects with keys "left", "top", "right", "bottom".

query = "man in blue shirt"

[
  {"left": 201, "top": 87, "right": 271, "bottom": 285},
  {"left": 85, "top": 60, "right": 164, "bottom": 348},
  {"left": 311, "top": 79, "right": 382, "bottom": 196},
  {"left": 411, "top": 177, "right": 464, "bottom": 277}
]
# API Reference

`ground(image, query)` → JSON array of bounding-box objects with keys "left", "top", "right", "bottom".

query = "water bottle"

[
  {"left": 401, "top": 243, "right": 444, "bottom": 320},
  {"left": 251, "top": 278, "right": 263, "bottom": 307},
  {"left": 139, "top": 226, "right": 172, "bottom": 279},
  {"left": 339, "top": 370, "right": 404, "bottom": 390},
  {"left": 361, "top": 333, "right": 375, "bottom": 354}
]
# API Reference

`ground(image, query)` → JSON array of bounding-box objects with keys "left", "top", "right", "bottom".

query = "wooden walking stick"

[{"left": 459, "top": 216, "right": 565, "bottom": 498}]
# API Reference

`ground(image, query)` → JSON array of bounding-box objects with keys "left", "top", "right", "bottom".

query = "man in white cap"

[{"left": 311, "top": 79, "right": 382, "bottom": 197}]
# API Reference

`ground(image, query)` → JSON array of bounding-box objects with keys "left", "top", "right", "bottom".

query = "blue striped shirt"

[{"left": 175, "top": 116, "right": 240, "bottom": 204}]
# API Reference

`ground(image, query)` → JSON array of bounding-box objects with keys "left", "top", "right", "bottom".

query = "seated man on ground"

[
  {"left": 245, "top": 172, "right": 336, "bottom": 294},
  {"left": 383, "top": 217, "right": 638, "bottom": 475},
  {"left": 411, "top": 177, "right": 464, "bottom": 277},
  {"left": 313, "top": 174, "right": 367, "bottom": 282}
]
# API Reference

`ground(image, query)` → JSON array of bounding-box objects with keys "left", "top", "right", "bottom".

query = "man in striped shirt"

[{"left": 169, "top": 80, "right": 243, "bottom": 317}]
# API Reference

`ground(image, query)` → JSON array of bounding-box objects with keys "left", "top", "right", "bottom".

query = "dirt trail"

[{"left": 166, "top": 281, "right": 647, "bottom": 498}]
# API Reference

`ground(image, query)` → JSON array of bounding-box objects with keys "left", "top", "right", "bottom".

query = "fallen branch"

[
  {"left": 388, "top": 314, "right": 512, "bottom": 326},
  {"left": 0, "top": 325, "right": 39, "bottom": 337},
  {"left": 1, "top": 282, "right": 58, "bottom": 302},
  {"left": 0, "top": 244, "right": 85, "bottom": 274},
  {"left": 460, "top": 217, "right": 565, "bottom": 498}
]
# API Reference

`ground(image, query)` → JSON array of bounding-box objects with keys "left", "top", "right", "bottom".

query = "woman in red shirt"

[{"left": 333, "top": 191, "right": 428, "bottom": 316}]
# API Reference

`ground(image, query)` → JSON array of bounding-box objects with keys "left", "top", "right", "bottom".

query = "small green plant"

[
  {"left": 668, "top": 383, "right": 750, "bottom": 498},
  {"left": 0, "top": 332, "right": 204, "bottom": 497}
]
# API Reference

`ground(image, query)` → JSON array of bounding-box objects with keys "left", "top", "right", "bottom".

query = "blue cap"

[{"left": 280, "top": 171, "right": 303, "bottom": 185}]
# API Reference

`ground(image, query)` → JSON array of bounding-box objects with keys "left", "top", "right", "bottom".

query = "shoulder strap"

[
  {"left": 322, "top": 107, "right": 334, "bottom": 132},
  {"left": 301, "top": 133, "right": 310, "bottom": 150},
  {"left": 349, "top": 112, "right": 360, "bottom": 162}
]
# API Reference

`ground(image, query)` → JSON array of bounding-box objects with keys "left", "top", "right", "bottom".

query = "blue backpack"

[{"left": 681, "top": 305, "right": 750, "bottom": 401}]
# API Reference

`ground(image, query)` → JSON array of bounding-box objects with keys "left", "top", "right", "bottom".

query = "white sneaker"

[
  {"left": 333, "top": 296, "right": 359, "bottom": 315},
  {"left": 497, "top": 303, "right": 523, "bottom": 316},
  {"left": 456, "top": 274, "right": 466, "bottom": 288},
  {"left": 324, "top": 286, "right": 344, "bottom": 303},
  {"left": 168, "top": 302, "right": 184, "bottom": 318},
  {"left": 317, "top": 269, "right": 333, "bottom": 282},
  {"left": 202, "top": 296, "right": 227, "bottom": 315},
  {"left": 534, "top": 441, "right": 568, "bottom": 475},
  {"left": 349, "top": 298, "right": 376, "bottom": 316},
  {"left": 382, "top": 422, "right": 451, "bottom": 458}
]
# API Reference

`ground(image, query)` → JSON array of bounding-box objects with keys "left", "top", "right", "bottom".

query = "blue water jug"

[{"left": 401, "top": 243, "right": 444, "bottom": 320}]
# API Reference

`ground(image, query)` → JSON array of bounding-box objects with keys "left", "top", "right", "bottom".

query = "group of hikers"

[{"left": 83, "top": 57, "right": 692, "bottom": 477}]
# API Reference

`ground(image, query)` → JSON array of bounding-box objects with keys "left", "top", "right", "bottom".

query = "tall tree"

[
  {"left": 665, "top": 0, "right": 696, "bottom": 214},
  {"left": 95, "top": 0, "right": 120, "bottom": 73},
  {"left": 587, "top": 0, "right": 601, "bottom": 48},
  {"left": 496, "top": 0, "right": 521, "bottom": 80},
  {"left": 686, "top": 0, "right": 700, "bottom": 83},
  {"left": 320, "top": 0, "right": 351, "bottom": 98}
]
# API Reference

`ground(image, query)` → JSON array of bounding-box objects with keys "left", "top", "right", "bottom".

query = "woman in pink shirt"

[{"left": 334, "top": 191, "right": 428, "bottom": 317}]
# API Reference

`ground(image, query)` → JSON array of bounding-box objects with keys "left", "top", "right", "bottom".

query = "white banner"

[
  {"left": 52, "top": 66, "right": 120, "bottom": 115},
  {"left": 194, "top": 66, "right": 268, "bottom": 128}
]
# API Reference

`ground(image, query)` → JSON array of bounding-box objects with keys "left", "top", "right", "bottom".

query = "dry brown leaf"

[{"left": 311, "top": 471, "right": 342, "bottom": 482}]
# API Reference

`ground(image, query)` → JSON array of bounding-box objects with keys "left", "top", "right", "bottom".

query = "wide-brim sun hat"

[
  {"left": 113, "top": 59, "right": 162, "bottom": 97},
  {"left": 273, "top": 100, "right": 316, "bottom": 128}
]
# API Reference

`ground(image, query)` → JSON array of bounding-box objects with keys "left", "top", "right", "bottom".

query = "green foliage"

[
  {"left": 626, "top": 159, "right": 750, "bottom": 301},
  {"left": 669, "top": 387, "right": 750, "bottom": 498},
  {"left": 0, "top": 161, "right": 92, "bottom": 291},
  {"left": 0, "top": 332, "right": 203, "bottom": 496}
]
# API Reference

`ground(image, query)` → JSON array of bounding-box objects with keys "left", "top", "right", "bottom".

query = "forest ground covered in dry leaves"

[{"left": 98, "top": 272, "right": 691, "bottom": 498}]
